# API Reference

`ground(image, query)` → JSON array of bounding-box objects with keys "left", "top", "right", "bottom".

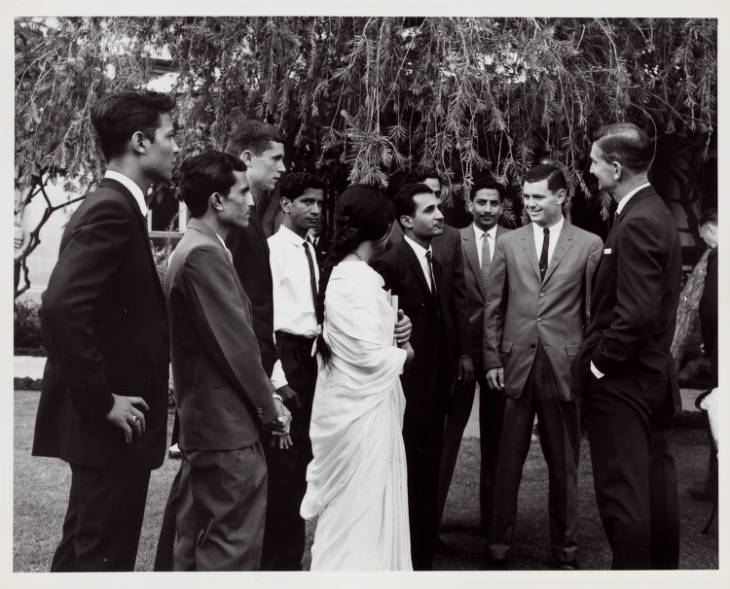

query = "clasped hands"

[
  {"left": 267, "top": 389, "right": 294, "bottom": 450},
  {"left": 394, "top": 311, "right": 415, "bottom": 361}
]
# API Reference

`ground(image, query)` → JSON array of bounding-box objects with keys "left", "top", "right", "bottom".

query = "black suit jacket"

[
  {"left": 33, "top": 179, "right": 169, "bottom": 470},
  {"left": 371, "top": 231, "right": 469, "bottom": 422},
  {"left": 572, "top": 186, "right": 682, "bottom": 410}
]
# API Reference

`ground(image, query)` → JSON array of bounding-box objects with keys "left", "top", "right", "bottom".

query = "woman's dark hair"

[{"left": 315, "top": 184, "right": 395, "bottom": 365}]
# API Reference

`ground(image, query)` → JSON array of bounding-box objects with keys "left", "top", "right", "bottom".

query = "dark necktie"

[
  {"left": 303, "top": 240, "right": 318, "bottom": 307},
  {"left": 539, "top": 227, "right": 550, "bottom": 281}
]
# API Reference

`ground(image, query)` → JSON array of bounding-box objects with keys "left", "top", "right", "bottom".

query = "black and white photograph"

[{"left": 7, "top": 1, "right": 725, "bottom": 585}]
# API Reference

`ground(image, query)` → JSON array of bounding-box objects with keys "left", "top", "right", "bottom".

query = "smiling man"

[
  {"left": 371, "top": 182, "right": 471, "bottom": 570},
  {"left": 265, "top": 172, "right": 325, "bottom": 569},
  {"left": 483, "top": 164, "right": 602, "bottom": 569}
]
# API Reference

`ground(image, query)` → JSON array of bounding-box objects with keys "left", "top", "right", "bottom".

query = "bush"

[{"left": 14, "top": 300, "right": 45, "bottom": 354}]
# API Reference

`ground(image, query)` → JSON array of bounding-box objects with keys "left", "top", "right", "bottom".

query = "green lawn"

[{"left": 14, "top": 390, "right": 718, "bottom": 571}]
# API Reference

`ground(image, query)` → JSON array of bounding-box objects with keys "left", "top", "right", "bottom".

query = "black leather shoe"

[
  {"left": 435, "top": 537, "right": 459, "bottom": 555},
  {"left": 485, "top": 557, "right": 510, "bottom": 570},
  {"left": 552, "top": 559, "right": 579, "bottom": 570}
]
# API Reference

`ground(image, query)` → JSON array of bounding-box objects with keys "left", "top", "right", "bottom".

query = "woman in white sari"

[{"left": 300, "top": 185, "right": 414, "bottom": 570}]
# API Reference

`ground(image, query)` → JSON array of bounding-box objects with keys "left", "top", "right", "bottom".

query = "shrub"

[{"left": 14, "top": 299, "right": 45, "bottom": 354}]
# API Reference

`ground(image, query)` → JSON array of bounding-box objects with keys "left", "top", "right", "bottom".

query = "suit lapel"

[
  {"left": 461, "top": 225, "right": 485, "bottom": 297},
  {"left": 519, "top": 225, "right": 541, "bottom": 282},
  {"left": 542, "top": 221, "right": 574, "bottom": 284},
  {"left": 615, "top": 185, "right": 655, "bottom": 226},
  {"left": 397, "top": 238, "right": 432, "bottom": 298}
]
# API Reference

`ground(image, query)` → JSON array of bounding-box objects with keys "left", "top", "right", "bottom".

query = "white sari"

[{"left": 300, "top": 260, "right": 411, "bottom": 570}]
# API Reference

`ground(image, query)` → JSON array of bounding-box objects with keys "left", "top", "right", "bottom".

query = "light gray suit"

[{"left": 483, "top": 220, "right": 602, "bottom": 563}]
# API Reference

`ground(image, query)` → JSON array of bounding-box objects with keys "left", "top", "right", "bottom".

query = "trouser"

[
  {"left": 173, "top": 443, "right": 268, "bottom": 571},
  {"left": 436, "top": 359, "right": 505, "bottom": 538},
  {"left": 585, "top": 374, "right": 679, "bottom": 569},
  {"left": 403, "top": 409, "right": 446, "bottom": 570},
  {"left": 260, "top": 332, "right": 317, "bottom": 570},
  {"left": 489, "top": 348, "right": 580, "bottom": 563},
  {"left": 51, "top": 464, "right": 150, "bottom": 571}
]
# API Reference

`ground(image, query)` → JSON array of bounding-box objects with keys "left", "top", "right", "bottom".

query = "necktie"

[
  {"left": 303, "top": 240, "right": 318, "bottom": 307},
  {"left": 539, "top": 227, "right": 550, "bottom": 281},
  {"left": 425, "top": 249, "right": 440, "bottom": 319},
  {"left": 481, "top": 231, "right": 491, "bottom": 287}
]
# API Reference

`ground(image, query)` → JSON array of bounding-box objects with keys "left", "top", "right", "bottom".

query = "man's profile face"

[
  {"left": 470, "top": 188, "right": 502, "bottom": 231},
  {"left": 522, "top": 179, "right": 564, "bottom": 228},
  {"left": 143, "top": 113, "right": 179, "bottom": 182},
  {"left": 283, "top": 187, "right": 323, "bottom": 234},
  {"left": 700, "top": 222, "right": 718, "bottom": 249},
  {"left": 589, "top": 143, "right": 617, "bottom": 193},
  {"left": 242, "top": 141, "right": 286, "bottom": 193},
  {"left": 219, "top": 170, "right": 252, "bottom": 228},
  {"left": 402, "top": 192, "right": 444, "bottom": 240}
]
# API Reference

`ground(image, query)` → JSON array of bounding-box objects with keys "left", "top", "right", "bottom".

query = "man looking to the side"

[
  {"left": 265, "top": 172, "right": 325, "bottom": 569},
  {"left": 484, "top": 164, "right": 603, "bottom": 569},
  {"left": 33, "top": 90, "right": 178, "bottom": 571},
  {"left": 574, "top": 122, "right": 682, "bottom": 569},
  {"left": 166, "top": 151, "right": 291, "bottom": 570},
  {"left": 437, "top": 178, "right": 510, "bottom": 541}
]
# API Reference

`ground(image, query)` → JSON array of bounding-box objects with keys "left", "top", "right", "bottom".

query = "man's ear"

[
  {"left": 280, "top": 196, "right": 291, "bottom": 214},
  {"left": 209, "top": 192, "right": 224, "bottom": 212},
  {"left": 467, "top": 199, "right": 474, "bottom": 213},
  {"left": 400, "top": 214, "right": 414, "bottom": 230},
  {"left": 555, "top": 188, "right": 567, "bottom": 205},
  {"left": 131, "top": 131, "right": 148, "bottom": 155},
  {"left": 612, "top": 161, "right": 623, "bottom": 181},
  {"left": 240, "top": 149, "right": 254, "bottom": 166}
]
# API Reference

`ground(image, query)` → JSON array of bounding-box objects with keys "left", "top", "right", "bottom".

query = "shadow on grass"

[{"left": 14, "top": 390, "right": 718, "bottom": 571}]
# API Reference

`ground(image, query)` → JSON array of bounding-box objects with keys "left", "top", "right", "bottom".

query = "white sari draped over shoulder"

[{"left": 300, "top": 259, "right": 411, "bottom": 570}]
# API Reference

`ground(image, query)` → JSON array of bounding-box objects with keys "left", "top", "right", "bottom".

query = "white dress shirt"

[
  {"left": 532, "top": 216, "right": 564, "bottom": 265},
  {"left": 104, "top": 170, "right": 148, "bottom": 217},
  {"left": 403, "top": 234, "right": 434, "bottom": 291},
  {"left": 268, "top": 224, "right": 320, "bottom": 338},
  {"left": 473, "top": 224, "right": 498, "bottom": 268}
]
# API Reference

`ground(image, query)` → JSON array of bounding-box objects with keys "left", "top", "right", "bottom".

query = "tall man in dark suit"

[
  {"left": 436, "top": 178, "right": 510, "bottom": 540},
  {"left": 573, "top": 123, "right": 682, "bottom": 569},
  {"left": 484, "top": 165, "right": 603, "bottom": 569},
  {"left": 371, "top": 183, "right": 472, "bottom": 570},
  {"left": 32, "top": 90, "right": 178, "bottom": 571},
  {"left": 166, "top": 152, "right": 291, "bottom": 570}
]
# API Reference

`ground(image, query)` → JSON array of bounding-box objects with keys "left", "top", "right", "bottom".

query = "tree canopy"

[{"left": 14, "top": 16, "right": 717, "bottom": 296}]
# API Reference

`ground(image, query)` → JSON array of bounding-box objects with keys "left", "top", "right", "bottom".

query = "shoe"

[
  {"left": 434, "top": 537, "right": 459, "bottom": 555},
  {"left": 485, "top": 556, "right": 510, "bottom": 570},
  {"left": 551, "top": 559, "right": 580, "bottom": 570},
  {"left": 168, "top": 443, "right": 182, "bottom": 459}
]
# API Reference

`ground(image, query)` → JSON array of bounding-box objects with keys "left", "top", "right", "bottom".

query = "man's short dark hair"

[
  {"left": 393, "top": 182, "right": 434, "bottom": 223},
  {"left": 406, "top": 165, "right": 441, "bottom": 185},
  {"left": 91, "top": 90, "right": 176, "bottom": 160},
  {"left": 278, "top": 172, "right": 325, "bottom": 202},
  {"left": 471, "top": 177, "right": 506, "bottom": 202},
  {"left": 700, "top": 208, "right": 717, "bottom": 227},
  {"left": 228, "top": 119, "right": 284, "bottom": 156},
  {"left": 594, "top": 122, "right": 653, "bottom": 173},
  {"left": 179, "top": 151, "right": 247, "bottom": 218},
  {"left": 524, "top": 164, "right": 568, "bottom": 194}
]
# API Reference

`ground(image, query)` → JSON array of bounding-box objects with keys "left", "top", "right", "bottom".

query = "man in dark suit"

[
  {"left": 32, "top": 90, "right": 178, "bottom": 571},
  {"left": 436, "top": 178, "right": 510, "bottom": 540},
  {"left": 371, "top": 183, "right": 472, "bottom": 570},
  {"left": 165, "top": 152, "right": 291, "bottom": 570},
  {"left": 484, "top": 164, "right": 603, "bottom": 569},
  {"left": 573, "top": 122, "right": 682, "bottom": 569}
]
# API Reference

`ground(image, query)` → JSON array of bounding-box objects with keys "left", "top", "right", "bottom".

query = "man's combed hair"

[
  {"left": 179, "top": 151, "right": 247, "bottom": 218},
  {"left": 227, "top": 119, "right": 284, "bottom": 156},
  {"left": 278, "top": 172, "right": 325, "bottom": 202},
  {"left": 470, "top": 177, "right": 506, "bottom": 202},
  {"left": 91, "top": 90, "right": 176, "bottom": 160},
  {"left": 393, "top": 182, "right": 433, "bottom": 226},
  {"left": 523, "top": 164, "right": 567, "bottom": 193},
  {"left": 594, "top": 122, "right": 653, "bottom": 173}
]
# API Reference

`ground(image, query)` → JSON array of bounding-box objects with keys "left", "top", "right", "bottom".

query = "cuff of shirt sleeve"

[
  {"left": 270, "top": 359, "right": 288, "bottom": 390},
  {"left": 590, "top": 361, "right": 605, "bottom": 379}
]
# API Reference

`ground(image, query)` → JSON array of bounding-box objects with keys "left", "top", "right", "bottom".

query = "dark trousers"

[
  {"left": 51, "top": 464, "right": 151, "bottom": 571},
  {"left": 260, "top": 332, "right": 317, "bottom": 570},
  {"left": 436, "top": 359, "right": 505, "bottom": 538},
  {"left": 489, "top": 349, "right": 580, "bottom": 562},
  {"left": 404, "top": 408, "right": 446, "bottom": 570},
  {"left": 585, "top": 374, "right": 679, "bottom": 569},
  {"left": 174, "top": 443, "right": 268, "bottom": 571}
]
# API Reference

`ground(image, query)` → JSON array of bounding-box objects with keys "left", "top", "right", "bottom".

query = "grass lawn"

[{"left": 14, "top": 390, "right": 718, "bottom": 571}]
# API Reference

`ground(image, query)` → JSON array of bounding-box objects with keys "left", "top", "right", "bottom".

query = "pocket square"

[{"left": 603, "top": 248, "right": 612, "bottom": 254}]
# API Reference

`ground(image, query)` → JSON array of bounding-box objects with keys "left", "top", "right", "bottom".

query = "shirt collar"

[
  {"left": 616, "top": 182, "right": 651, "bottom": 216},
  {"left": 404, "top": 234, "right": 430, "bottom": 258},
  {"left": 104, "top": 170, "right": 148, "bottom": 217},
  {"left": 276, "top": 223, "right": 309, "bottom": 245},
  {"left": 532, "top": 215, "right": 564, "bottom": 237},
  {"left": 473, "top": 223, "right": 498, "bottom": 241}
]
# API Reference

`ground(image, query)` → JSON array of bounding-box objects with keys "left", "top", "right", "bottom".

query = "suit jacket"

[
  {"left": 165, "top": 219, "right": 279, "bottom": 451},
  {"left": 225, "top": 210, "right": 275, "bottom": 349},
  {"left": 572, "top": 186, "right": 682, "bottom": 410},
  {"left": 459, "top": 223, "right": 510, "bottom": 359},
  {"left": 371, "top": 229, "right": 470, "bottom": 421},
  {"left": 483, "top": 221, "right": 603, "bottom": 401},
  {"left": 33, "top": 178, "right": 169, "bottom": 470}
]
